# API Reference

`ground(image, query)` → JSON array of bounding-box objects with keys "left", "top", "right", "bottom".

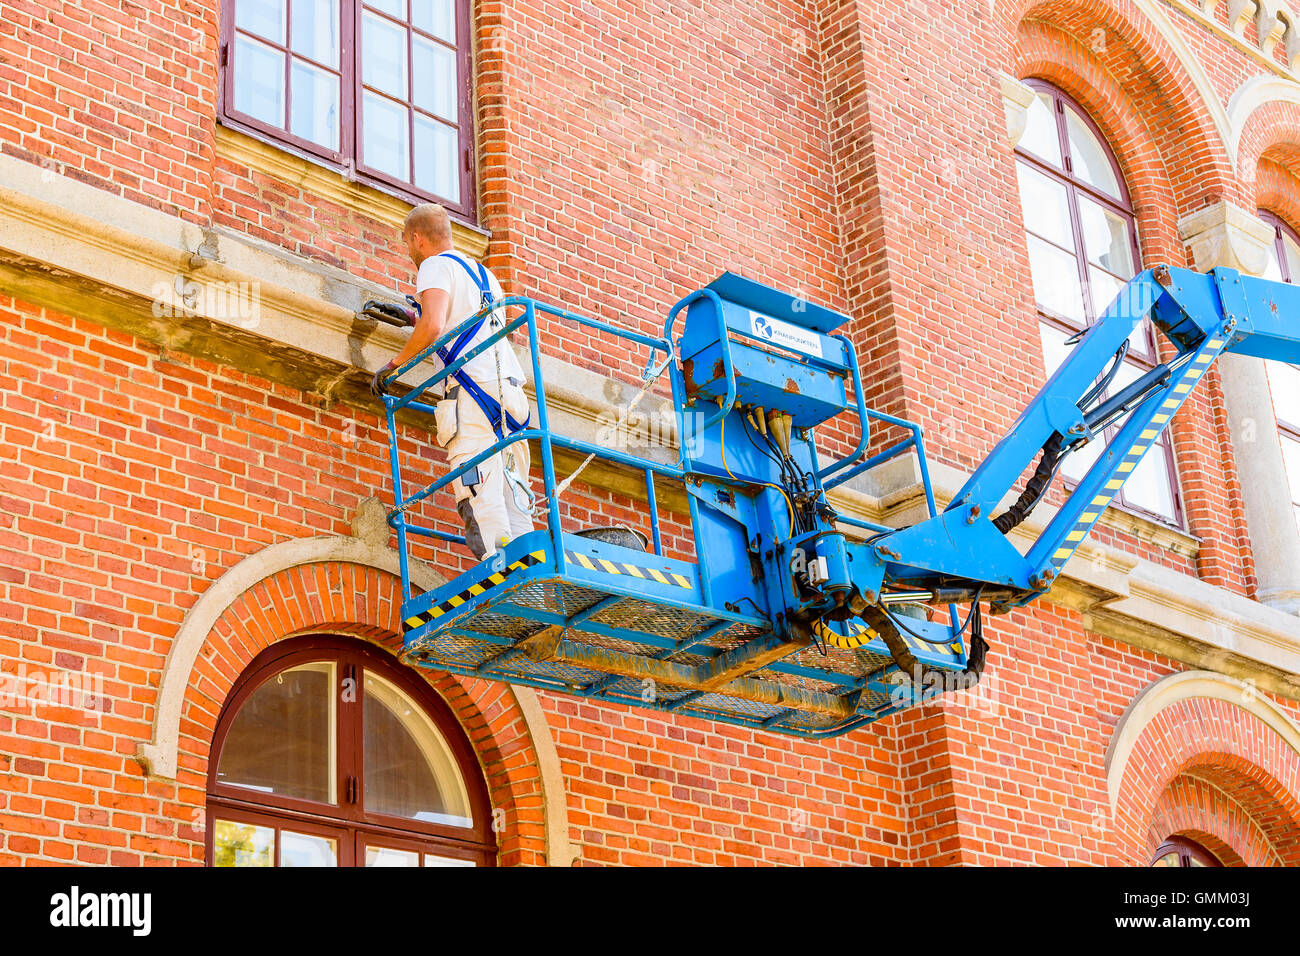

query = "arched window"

[
  {"left": 1259, "top": 210, "right": 1300, "bottom": 533},
  {"left": 1016, "top": 80, "right": 1183, "bottom": 525},
  {"left": 1151, "top": 835, "right": 1222, "bottom": 867},
  {"left": 206, "top": 636, "right": 496, "bottom": 866}
]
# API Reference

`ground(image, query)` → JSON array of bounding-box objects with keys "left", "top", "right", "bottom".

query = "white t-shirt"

[{"left": 415, "top": 252, "right": 526, "bottom": 394}]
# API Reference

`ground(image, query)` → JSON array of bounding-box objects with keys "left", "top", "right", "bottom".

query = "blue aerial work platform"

[{"left": 377, "top": 264, "right": 1300, "bottom": 738}]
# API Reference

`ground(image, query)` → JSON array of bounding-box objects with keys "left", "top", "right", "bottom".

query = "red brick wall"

[{"left": 3, "top": 0, "right": 1300, "bottom": 866}]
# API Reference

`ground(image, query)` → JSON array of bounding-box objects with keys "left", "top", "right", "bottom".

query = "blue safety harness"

[{"left": 436, "top": 252, "right": 529, "bottom": 440}]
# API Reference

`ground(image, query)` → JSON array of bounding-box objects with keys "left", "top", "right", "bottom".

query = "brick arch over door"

[
  {"left": 1107, "top": 673, "right": 1300, "bottom": 865},
  {"left": 138, "top": 531, "right": 573, "bottom": 866}
]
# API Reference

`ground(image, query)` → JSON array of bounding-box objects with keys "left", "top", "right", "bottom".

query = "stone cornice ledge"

[{"left": 5, "top": 152, "right": 1300, "bottom": 699}]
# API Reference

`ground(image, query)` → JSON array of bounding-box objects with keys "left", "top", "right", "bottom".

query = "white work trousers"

[{"left": 436, "top": 380, "right": 534, "bottom": 560}]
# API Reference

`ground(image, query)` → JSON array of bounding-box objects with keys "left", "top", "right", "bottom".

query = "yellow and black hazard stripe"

[
  {"left": 563, "top": 549, "right": 694, "bottom": 590},
  {"left": 813, "top": 618, "right": 963, "bottom": 658},
  {"left": 1047, "top": 334, "right": 1225, "bottom": 572},
  {"left": 404, "top": 549, "right": 548, "bottom": 631}
]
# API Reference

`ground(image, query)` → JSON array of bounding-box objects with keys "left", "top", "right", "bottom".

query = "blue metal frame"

[{"left": 377, "top": 263, "right": 1293, "bottom": 739}]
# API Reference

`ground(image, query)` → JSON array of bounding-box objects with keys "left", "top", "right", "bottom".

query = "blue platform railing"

[{"left": 381, "top": 295, "right": 689, "bottom": 605}]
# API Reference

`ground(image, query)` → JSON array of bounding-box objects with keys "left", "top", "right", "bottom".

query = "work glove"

[
  {"left": 360, "top": 299, "right": 417, "bottom": 327},
  {"left": 370, "top": 361, "right": 396, "bottom": 398}
]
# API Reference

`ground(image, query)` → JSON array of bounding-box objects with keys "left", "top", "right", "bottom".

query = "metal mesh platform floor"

[{"left": 399, "top": 531, "right": 966, "bottom": 737}]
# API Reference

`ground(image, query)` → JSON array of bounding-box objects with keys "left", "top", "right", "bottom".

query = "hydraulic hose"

[{"left": 992, "top": 432, "right": 1063, "bottom": 534}]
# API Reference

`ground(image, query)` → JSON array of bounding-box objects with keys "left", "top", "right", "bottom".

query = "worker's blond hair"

[{"left": 403, "top": 202, "right": 452, "bottom": 245}]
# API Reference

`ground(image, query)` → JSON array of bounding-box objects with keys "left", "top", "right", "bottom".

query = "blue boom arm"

[{"left": 378, "top": 264, "right": 1300, "bottom": 736}]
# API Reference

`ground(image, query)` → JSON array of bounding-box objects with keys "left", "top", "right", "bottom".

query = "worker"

[{"left": 363, "top": 203, "right": 534, "bottom": 560}]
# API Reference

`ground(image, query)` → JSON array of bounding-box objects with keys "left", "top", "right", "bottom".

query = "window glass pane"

[
  {"left": 364, "top": 672, "right": 473, "bottom": 826},
  {"left": 1261, "top": 238, "right": 1285, "bottom": 283},
  {"left": 215, "top": 661, "right": 336, "bottom": 804},
  {"left": 425, "top": 853, "right": 476, "bottom": 866},
  {"left": 290, "top": 0, "right": 339, "bottom": 68},
  {"left": 1088, "top": 266, "right": 1124, "bottom": 319},
  {"left": 1124, "top": 440, "right": 1176, "bottom": 520},
  {"left": 1268, "top": 362, "right": 1300, "bottom": 428},
  {"left": 1040, "top": 324, "right": 1101, "bottom": 483},
  {"left": 412, "top": 35, "right": 457, "bottom": 122},
  {"left": 362, "top": 92, "right": 410, "bottom": 179},
  {"left": 233, "top": 35, "right": 286, "bottom": 128},
  {"left": 236, "top": 0, "right": 287, "bottom": 44},
  {"left": 1078, "top": 198, "right": 1134, "bottom": 277},
  {"left": 366, "top": 845, "right": 421, "bottom": 867},
  {"left": 366, "top": 0, "right": 407, "bottom": 18},
  {"left": 1282, "top": 434, "right": 1300, "bottom": 503},
  {"left": 414, "top": 115, "right": 459, "bottom": 202},
  {"left": 1016, "top": 163, "right": 1073, "bottom": 250},
  {"left": 1065, "top": 109, "right": 1121, "bottom": 198},
  {"left": 362, "top": 11, "right": 409, "bottom": 98},
  {"left": 1152, "top": 851, "right": 1180, "bottom": 867},
  {"left": 280, "top": 830, "right": 337, "bottom": 867},
  {"left": 1020, "top": 92, "right": 1061, "bottom": 167},
  {"left": 213, "top": 820, "right": 275, "bottom": 867},
  {"left": 1027, "top": 234, "right": 1085, "bottom": 324},
  {"left": 290, "top": 60, "right": 340, "bottom": 149},
  {"left": 1284, "top": 233, "right": 1300, "bottom": 282},
  {"left": 412, "top": 0, "right": 456, "bottom": 42}
]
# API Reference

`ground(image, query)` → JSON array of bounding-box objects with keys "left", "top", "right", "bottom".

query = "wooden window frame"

[
  {"left": 1259, "top": 209, "right": 1300, "bottom": 525},
  {"left": 1150, "top": 835, "right": 1222, "bottom": 867},
  {"left": 1017, "top": 79, "right": 1185, "bottom": 528},
  {"left": 206, "top": 635, "right": 496, "bottom": 867},
  {"left": 217, "top": 0, "right": 477, "bottom": 220}
]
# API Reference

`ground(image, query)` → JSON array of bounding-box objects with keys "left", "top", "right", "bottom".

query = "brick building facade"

[{"left": 2, "top": 0, "right": 1300, "bottom": 865}]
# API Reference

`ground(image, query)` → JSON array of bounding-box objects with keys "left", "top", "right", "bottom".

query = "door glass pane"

[
  {"left": 1065, "top": 109, "right": 1121, "bottom": 198},
  {"left": 1152, "top": 851, "right": 1180, "bottom": 867},
  {"left": 236, "top": 0, "right": 287, "bottom": 44},
  {"left": 1017, "top": 163, "right": 1073, "bottom": 250},
  {"left": 280, "top": 830, "right": 338, "bottom": 867},
  {"left": 362, "top": 93, "right": 410, "bottom": 179},
  {"left": 1020, "top": 92, "right": 1061, "bottom": 167},
  {"left": 290, "top": 0, "right": 339, "bottom": 67},
  {"left": 233, "top": 35, "right": 286, "bottom": 128},
  {"left": 412, "top": 35, "right": 457, "bottom": 122},
  {"left": 414, "top": 115, "right": 459, "bottom": 202},
  {"left": 213, "top": 820, "right": 275, "bottom": 867},
  {"left": 1078, "top": 198, "right": 1134, "bottom": 277},
  {"left": 365, "top": 845, "right": 421, "bottom": 867},
  {"left": 364, "top": 672, "right": 473, "bottom": 826},
  {"left": 1027, "top": 234, "right": 1085, "bottom": 323},
  {"left": 290, "top": 60, "right": 340, "bottom": 148},
  {"left": 1268, "top": 362, "right": 1300, "bottom": 428},
  {"left": 215, "top": 661, "right": 336, "bottom": 804},
  {"left": 362, "top": 11, "right": 408, "bottom": 98},
  {"left": 425, "top": 853, "right": 475, "bottom": 866},
  {"left": 412, "top": 0, "right": 456, "bottom": 42}
]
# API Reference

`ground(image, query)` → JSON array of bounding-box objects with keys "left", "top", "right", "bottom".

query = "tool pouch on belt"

[
  {"left": 433, "top": 395, "right": 458, "bottom": 448},
  {"left": 500, "top": 380, "right": 530, "bottom": 432}
]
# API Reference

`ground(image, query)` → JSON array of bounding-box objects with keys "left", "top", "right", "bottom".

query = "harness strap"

[{"left": 434, "top": 252, "right": 530, "bottom": 439}]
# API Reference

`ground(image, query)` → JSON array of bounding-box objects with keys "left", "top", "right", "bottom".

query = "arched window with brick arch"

[
  {"left": 1015, "top": 79, "right": 1184, "bottom": 525},
  {"left": 1259, "top": 209, "right": 1300, "bottom": 533},
  {"left": 205, "top": 635, "right": 497, "bottom": 866}
]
